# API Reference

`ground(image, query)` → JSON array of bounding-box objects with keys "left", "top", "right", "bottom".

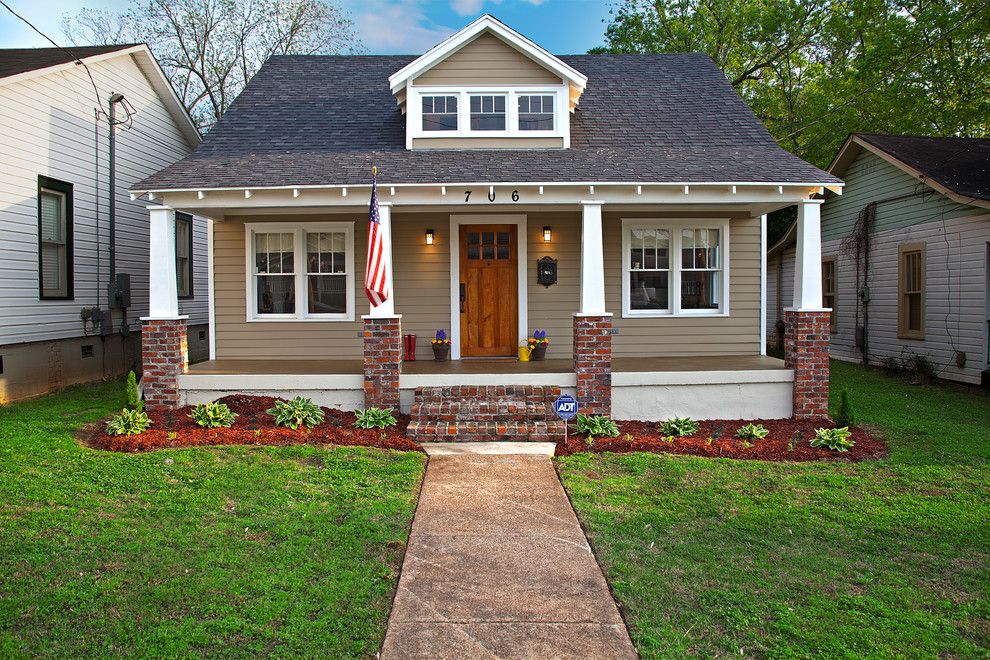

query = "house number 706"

[{"left": 464, "top": 190, "right": 520, "bottom": 202}]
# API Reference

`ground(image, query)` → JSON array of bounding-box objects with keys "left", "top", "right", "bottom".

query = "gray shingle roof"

[
  {"left": 0, "top": 44, "right": 140, "bottom": 80},
  {"left": 855, "top": 133, "right": 990, "bottom": 202},
  {"left": 136, "top": 53, "right": 840, "bottom": 191}
]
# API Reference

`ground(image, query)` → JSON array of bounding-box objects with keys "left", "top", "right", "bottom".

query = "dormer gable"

[{"left": 388, "top": 15, "right": 587, "bottom": 150}]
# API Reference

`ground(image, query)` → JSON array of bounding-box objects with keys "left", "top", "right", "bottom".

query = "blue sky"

[{"left": 1, "top": 0, "right": 613, "bottom": 54}]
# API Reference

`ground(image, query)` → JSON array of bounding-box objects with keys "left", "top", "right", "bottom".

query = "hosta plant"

[
  {"left": 267, "top": 396, "right": 325, "bottom": 430},
  {"left": 736, "top": 423, "right": 770, "bottom": 440},
  {"left": 355, "top": 407, "right": 397, "bottom": 430},
  {"left": 106, "top": 408, "right": 153, "bottom": 436},
  {"left": 190, "top": 401, "right": 238, "bottom": 428},
  {"left": 658, "top": 417, "right": 699, "bottom": 437},
  {"left": 810, "top": 426, "right": 855, "bottom": 452},
  {"left": 571, "top": 414, "right": 619, "bottom": 438}
]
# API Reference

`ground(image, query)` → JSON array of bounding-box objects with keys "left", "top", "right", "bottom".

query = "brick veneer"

[
  {"left": 142, "top": 317, "right": 188, "bottom": 410},
  {"left": 363, "top": 316, "right": 401, "bottom": 408},
  {"left": 783, "top": 310, "right": 830, "bottom": 419},
  {"left": 573, "top": 314, "right": 612, "bottom": 417}
]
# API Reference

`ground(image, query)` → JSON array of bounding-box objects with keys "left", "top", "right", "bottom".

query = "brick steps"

[{"left": 407, "top": 385, "right": 565, "bottom": 442}]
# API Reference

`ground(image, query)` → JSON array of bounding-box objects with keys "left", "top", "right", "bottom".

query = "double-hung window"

[
  {"left": 247, "top": 222, "right": 353, "bottom": 321},
  {"left": 469, "top": 94, "right": 506, "bottom": 131},
  {"left": 622, "top": 219, "right": 729, "bottom": 317},
  {"left": 38, "top": 176, "right": 73, "bottom": 299},
  {"left": 822, "top": 257, "right": 836, "bottom": 331},
  {"left": 518, "top": 94, "right": 554, "bottom": 131},
  {"left": 176, "top": 212, "right": 193, "bottom": 299},
  {"left": 422, "top": 95, "right": 457, "bottom": 131},
  {"left": 898, "top": 243, "right": 925, "bottom": 339}
]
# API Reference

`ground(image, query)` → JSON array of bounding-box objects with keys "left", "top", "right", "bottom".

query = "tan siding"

[
  {"left": 412, "top": 137, "right": 563, "bottom": 149},
  {"left": 604, "top": 212, "right": 762, "bottom": 357},
  {"left": 415, "top": 32, "right": 562, "bottom": 86},
  {"left": 214, "top": 210, "right": 763, "bottom": 361}
]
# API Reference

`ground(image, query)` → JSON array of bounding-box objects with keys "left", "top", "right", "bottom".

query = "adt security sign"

[{"left": 553, "top": 394, "right": 578, "bottom": 421}]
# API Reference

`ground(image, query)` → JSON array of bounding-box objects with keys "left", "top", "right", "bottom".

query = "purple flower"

[{"left": 435, "top": 329, "right": 447, "bottom": 341}]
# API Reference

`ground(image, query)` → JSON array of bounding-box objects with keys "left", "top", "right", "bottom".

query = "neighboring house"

[
  {"left": 132, "top": 15, "right": 841, "bottom": 436},
  {"left": 768, "top": 133, "right": 990, "bottom": 386},
  {"left": 0, "top": 44, "right": 208, "bottom": 403}
]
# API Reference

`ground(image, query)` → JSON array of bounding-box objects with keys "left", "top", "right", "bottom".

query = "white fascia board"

[
  {"left": 387, "top": 15, "right": 587, "bottom": 95},
  {"left": 0, "top": 44, "right": 145, "bottom": 87},
  {"left": 133, "top": 181, "right": 839, "bottom": 196}
]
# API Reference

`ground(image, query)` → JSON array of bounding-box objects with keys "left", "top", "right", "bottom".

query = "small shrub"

[
  {"left": 355, "top": 407, "right": 397, "bottom": 430},
  {"left": 835, "top": 388, "right": 856, "bottom": 427},
  {"left": 190, "top": 401, "right": 238, "bottom": 428},
  {"left": 658, "top": 417, "right": 699, "bottom": 437},
  {"left": 571, "top": 414, "right": 619, "bottom": 438},
  {"left": 810, "top": 426, "right": 855, "bottom": 452},
  {"left": 736, "top": 423, "right": 770, "bottom": 440},
  {"left": 267, "top": 396, "right": 325, "bottom": 430},
  {"left": 125, "top": 370, "right": 142, "bottom": 411},
  {"left": 106, "top": 408, "right": 153, "bottom": 436}
]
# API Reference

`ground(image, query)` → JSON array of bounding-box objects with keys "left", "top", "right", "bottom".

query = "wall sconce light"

[
  {"left": 543, "top": 226, "right": 552, "bottom": 243},
  {"left": 425, "top": 228, "right": 434, "bottom": 245}
]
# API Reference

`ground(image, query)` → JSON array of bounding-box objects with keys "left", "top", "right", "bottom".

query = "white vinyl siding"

[{"left": 0, "top": 51, "right": 206, "bottom": 345}]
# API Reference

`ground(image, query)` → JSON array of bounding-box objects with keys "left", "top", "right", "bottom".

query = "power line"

[{"left": 780, "top": 0, "right": 990, "bottom": 141}]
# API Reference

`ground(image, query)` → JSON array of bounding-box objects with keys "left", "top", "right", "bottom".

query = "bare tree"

[{"left": 63, "top": 0, "right": 359, "bottom": 130}]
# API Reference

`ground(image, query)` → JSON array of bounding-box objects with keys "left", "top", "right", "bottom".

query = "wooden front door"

[{"left": 459, "top": 224, "right": 518, "bottom": 357}]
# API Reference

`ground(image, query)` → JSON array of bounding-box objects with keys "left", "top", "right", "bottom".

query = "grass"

[
  {"left": 0, "top": 381, "right": 425, "bottom": 657},
  {"left": 558, "top": 361, "right": 990, "bottom": 657}
]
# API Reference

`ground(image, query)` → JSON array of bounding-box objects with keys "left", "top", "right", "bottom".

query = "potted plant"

[
  {"left": 528, "top": 329, "right": 549, "bottom": 361},
  {"left": 431, "top": 329, "right": 451, "bottom": 361}
]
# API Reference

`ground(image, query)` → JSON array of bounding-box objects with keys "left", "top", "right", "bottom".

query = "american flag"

[{"left": 364, "top": 169, "right": 390, "bottom": 307}]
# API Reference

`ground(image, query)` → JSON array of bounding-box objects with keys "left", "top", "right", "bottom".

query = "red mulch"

[
  {"left": 84, "top": 394, "right": 422, "bottom": 453},
  {"left": 556, "top": 418, "right": 887, "bottom": 462},
  {"left": 85, "top": 395, "right": 886, "bottom": 462}
]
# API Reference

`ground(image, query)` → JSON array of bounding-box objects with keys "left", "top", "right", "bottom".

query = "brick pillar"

[
  {"left": 142, "top": 317, "right": 188, "bottom": 411},
  {"left": 573, "top": 314, "right": 612, "bottom": 417},
  {"left": 363, "top": 315, "right": 401, "bottom": 409},
  {"left": 784, "top": 310, "right": 830, "bottom": 419}
]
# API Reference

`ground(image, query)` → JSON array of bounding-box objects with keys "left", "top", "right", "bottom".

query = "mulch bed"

[
  {"left": 83, "top": 395, "right": 886, "bottom": 462},
  {"left": 83, "top": 394, "right": 422, "bottom": 453},
  {"left": 556, "top": 418, "right": 887, "bottom": 462}
]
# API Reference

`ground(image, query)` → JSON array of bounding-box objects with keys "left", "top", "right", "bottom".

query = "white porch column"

[
  {"left": 791, "top": 199, "right": 826, "bottom": 311},
  {"left": 148, "top": 205, "right": 179, "bottom": 318},
  {"left": 579, "top": 201, "right": 606, "bottom": 315},
  {"left": 367, "top": 201, "right": 395, "bottom": 318}
]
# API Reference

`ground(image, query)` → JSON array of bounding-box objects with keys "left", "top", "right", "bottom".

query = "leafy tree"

[
  {"left": 63, "top": 0, "right": 359, "bottom": 130},
  {"left": 596, "top": 0, "right": 990, "bottom": 168}
]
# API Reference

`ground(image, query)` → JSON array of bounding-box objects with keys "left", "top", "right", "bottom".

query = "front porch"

[{"left": 178, "top": 355, "right": 795, "bottom": 420}]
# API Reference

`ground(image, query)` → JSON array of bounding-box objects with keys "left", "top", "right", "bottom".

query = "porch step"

[{"left": 408, "top": 385, "right": 565, "bottom": 442}]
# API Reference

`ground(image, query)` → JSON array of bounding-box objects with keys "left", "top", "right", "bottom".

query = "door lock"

[{"left": 459, "top": 283, "right": 466, "bottom": 313}]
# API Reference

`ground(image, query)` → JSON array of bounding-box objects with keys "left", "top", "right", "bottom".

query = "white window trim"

[
  {"left": 621, "top": 217, "right": 731, "bottom": 318},
  {"left": 244, "top": 221, "right": 354, "bottom": 322},
  {"left": 407, "top": 83, "right": 570, "bottom": 146}
]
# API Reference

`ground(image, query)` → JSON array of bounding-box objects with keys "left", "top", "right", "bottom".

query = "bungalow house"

[
  {"left": 0, "top": 44, "right": 208, "bottom": 403},
  {"left": 768, "top": 134, "right": 990, "bottom": 386},
  {"left": 131, "top": 15, "right": 841, "bottom": 438}
]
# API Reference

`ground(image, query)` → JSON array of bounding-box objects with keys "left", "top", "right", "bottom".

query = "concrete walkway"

[{"left": 380, "top": 445, "right": 637, "bottom": 659}]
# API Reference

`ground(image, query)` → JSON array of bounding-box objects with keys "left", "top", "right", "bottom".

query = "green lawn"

[
  {"left": 559, "top": 361, "right": 990, "bottom": 657},
  {"left": 0, "top": 382, "right": 425, "bottom": 657}
]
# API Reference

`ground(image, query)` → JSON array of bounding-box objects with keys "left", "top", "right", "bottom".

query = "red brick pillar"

[
  {"left": 363, "top": 315, "right": 401, "bottom": 409},
  {"left": 573, "top": 314, "right": 612, "bottom": 417},
  {"left": 142, "top": 317, "right": 188, "bottom": 411},
  {"left": 784, "top": 310, "right": 830, "bottom": 419}
]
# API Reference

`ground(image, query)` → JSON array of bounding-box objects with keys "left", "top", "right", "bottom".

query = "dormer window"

[
  {"left": 422, "top": 95, "right": 458, "bottom": 131},
  {"left": 470, "top": 94, "right": 506, "bottom": 130},
  {"left": 518, "top": 95, "right": 554, "bottom": 131}
]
